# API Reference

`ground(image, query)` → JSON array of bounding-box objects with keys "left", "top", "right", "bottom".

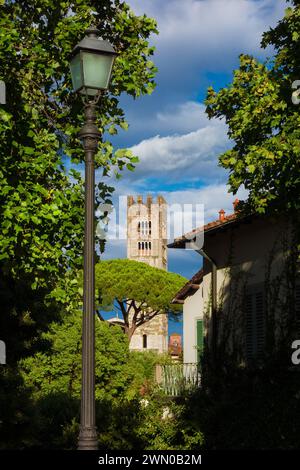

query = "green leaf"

[
  {"left": 126, "top": 163, "right": 135, "bottom": 171},
  {"left": 120, "top": 121, "right": 129, "bottom": 131},
  {"left": 24, "top": 147, "right": 35, "bottom": 155}
]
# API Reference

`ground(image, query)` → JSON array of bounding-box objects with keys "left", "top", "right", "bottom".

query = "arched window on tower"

[
  {"left": 143, "top": 334, "right": 147, "bottom": 349},
  {"left": 138, "top": 220, "right": 152, "bottom": 236}
]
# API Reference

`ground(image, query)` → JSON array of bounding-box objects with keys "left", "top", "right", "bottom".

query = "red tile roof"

[
  {"left": 168, "top": 211, "right": 245, "bottom": 249},
  {"left": 172, "top": 269, "right": 204, "bottom": 304}
]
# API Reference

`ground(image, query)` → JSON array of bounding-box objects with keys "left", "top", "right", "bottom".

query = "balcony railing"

[{"left": 155, "top": 363, "right": 201, "bottom": 397}]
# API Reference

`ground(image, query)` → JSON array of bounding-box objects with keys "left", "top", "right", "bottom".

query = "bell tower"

[
  {"left": 127, "top": 195, "right": 168, "bottom": 352},
  {"left": 127, "top": 195, "right": 167, "bottom": 269}
]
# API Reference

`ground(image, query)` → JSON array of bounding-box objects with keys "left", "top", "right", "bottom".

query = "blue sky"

[
  {"left": 100, "top": 0, "right": 287, "bottom": 273},
  {"left": 98, "top": 0, "right": 288, "bottom": 335},
  {"left": 67, "top": 0, "right": 288, "bottom": 333}
]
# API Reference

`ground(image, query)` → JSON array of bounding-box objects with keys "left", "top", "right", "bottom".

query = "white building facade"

[{"left": 172, "top": 270, "right": 204, "bottom": 364}]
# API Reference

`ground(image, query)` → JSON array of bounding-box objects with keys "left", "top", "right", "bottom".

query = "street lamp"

[{"left": 70, "top": 27, "right": 117, "bottom": 451}]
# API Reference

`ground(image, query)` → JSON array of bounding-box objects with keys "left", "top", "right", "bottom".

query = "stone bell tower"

[{"left": 127, "top": 195, "right": 168, "bottom": 353}]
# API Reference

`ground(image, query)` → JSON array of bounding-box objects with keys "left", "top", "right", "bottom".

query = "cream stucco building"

[
  {"left": 169, "top": 205, "right": 300, "bottom": 367},
  {"left": 172, "top": 270, "right": 204, "bottom": 364}
]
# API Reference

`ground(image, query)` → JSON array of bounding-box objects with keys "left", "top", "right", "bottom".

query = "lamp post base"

[{"left": 78, "top": 425, "right": 98, "bottom": 450}]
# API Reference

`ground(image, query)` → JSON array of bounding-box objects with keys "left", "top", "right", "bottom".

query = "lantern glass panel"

[
  {"left": 82, "top": 51, "right": 114, "bottom": 93},
  {"left": 70, "top": 53, "right": 83, "bottom": 92}
]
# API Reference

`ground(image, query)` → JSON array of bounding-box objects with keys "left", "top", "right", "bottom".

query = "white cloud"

[
  {"left": 128, "top": 102, "right": 229, "bottom": 182},
  {"left": 97, "top": 101, "right": 245, "bottom": 220},
  {"left": 97, "top": 0, "right": 282, "bottom": 277},
  {"left": 124, "top": 100, "right": 210, "bottom": 137},
  {"left": 128, "top": 0, "right": 286, "bottom": 71},
  {"left": 162, "top": 184, "right": 249, "bottom": 223},
  {"left": 103, "top": 185, "right": 244, "bottom": 245},
  {"left": 130, "top": 127, "right": 224, "bottom": 176},
  {"left": 156, "top": 101, "right": 214, "bottom": 134},
  {"left": 117, "top": 0, "right": 287, "bottom": 147},
  {"left": 100, "top": 183, "right": 249, "bottom": 268}
]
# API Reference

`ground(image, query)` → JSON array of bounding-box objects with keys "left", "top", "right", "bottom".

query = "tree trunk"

[{"left": 125, "top": 325, "right": 137, "bottom": 342}]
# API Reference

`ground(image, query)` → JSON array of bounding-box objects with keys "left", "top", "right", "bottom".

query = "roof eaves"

[
  {"left": 168, "top": 213, "right": 248, "bottom": 249},
  {"left": 172, "top": 269, "right": 204, "bottom": 303}
]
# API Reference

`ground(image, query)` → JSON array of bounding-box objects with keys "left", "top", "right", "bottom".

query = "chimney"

[
  {"left": 219, "top": 209, "right": 225, "bottom": 221},
  {"left": 233, "top": 198, "right": 239, "bottom": 212}
]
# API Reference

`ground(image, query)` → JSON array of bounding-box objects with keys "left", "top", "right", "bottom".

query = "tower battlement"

[
  {"left": 127, "top": 195, "right": 166, "bottom": 208},
  {"left": 127, "top": 194, "right": 167, "bottom": 270}
]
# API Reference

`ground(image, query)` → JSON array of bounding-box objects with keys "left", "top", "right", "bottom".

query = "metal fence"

[{"left": 156, "top": 363, "right": 201, "bottom": 397}]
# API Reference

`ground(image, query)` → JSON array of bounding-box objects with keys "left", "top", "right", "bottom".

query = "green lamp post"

[{"left": 69, "top": 27, "right": 117, "bottom": 451}]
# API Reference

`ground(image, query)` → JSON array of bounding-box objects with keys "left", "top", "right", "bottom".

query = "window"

[
  {"left": 143, "top": 334, "right": 147, "bottom": 349},
  {"left": 138, "top": 240, "right": 151, "bottom": 254},
  {"left": 138, "top": 220, "right": 151, "bottom": 236},
  {"left": 245, "top": 286, "right": 265, "bottom": 361}
]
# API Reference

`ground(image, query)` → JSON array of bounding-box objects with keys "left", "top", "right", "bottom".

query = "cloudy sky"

[{"left": 96, "top": 0, "right": 287, "bottom": 281}]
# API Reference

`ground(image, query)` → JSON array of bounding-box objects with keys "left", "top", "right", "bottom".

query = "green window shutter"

[
  {"left": 197, "top": 320, "right": 203, "bottom": 363},
  {"left": 255, "top": 292, "right": 265, "bottom": 358},
  {"left": 245, "top": 293, "right": 254, "bottom": 360},
  {"left": 245, "top": 286, "right": 265, "bottom": 361}
]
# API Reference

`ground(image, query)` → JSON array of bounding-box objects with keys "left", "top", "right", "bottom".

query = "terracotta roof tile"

[
  {"left": 169, "top": 212, "right": 241, "bottom": 248},
  {"left": 172, "top": 269, "right": 204, "bottom": 303}
]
